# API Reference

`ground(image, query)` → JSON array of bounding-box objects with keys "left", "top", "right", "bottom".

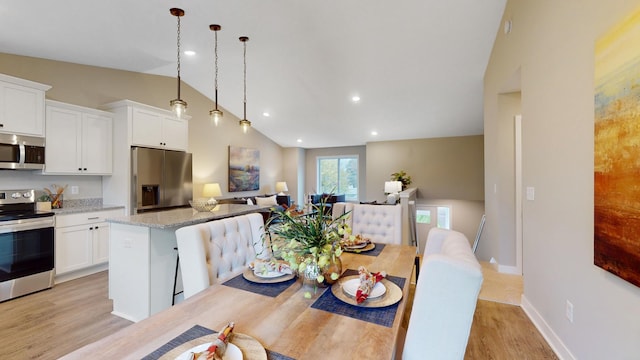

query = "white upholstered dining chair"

[
  {"left": 333, "top": 202, "right": 402, "bottom": 244},
  {"left": 175, "top": 213, "right": 270, "bottom": 299},
  {"left": 400, "top": 227, "right": 483, "bottom": 359}
]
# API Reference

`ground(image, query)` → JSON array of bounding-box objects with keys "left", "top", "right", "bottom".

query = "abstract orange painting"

[{"left": 594, "top": 7, "right": 640, "bottom": 287}]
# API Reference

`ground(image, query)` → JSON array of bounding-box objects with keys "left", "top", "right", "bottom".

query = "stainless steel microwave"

[{"left": 0, "top": 133, "right": 45, "bottom": 170}]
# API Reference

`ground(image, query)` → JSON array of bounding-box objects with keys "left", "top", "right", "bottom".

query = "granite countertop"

[
  {"left": 52, "top": 204, "right": 125, "bottom": 215},
  {"left": 49, "top": 198, "right": 125, "bottom": 215},
  {"left": 106, "top": 203, "right": 272, "bottom": 229}
]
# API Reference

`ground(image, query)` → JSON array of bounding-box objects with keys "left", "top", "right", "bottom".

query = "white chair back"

[
  {"left": 350, "top": 203, "right": 402, "bottom": 244},
  {"left": 402, "top": 228, "right": 483, "bottom": 359},
  {"left": 175, "top": 213, "right": 268, "bottom": 299}
]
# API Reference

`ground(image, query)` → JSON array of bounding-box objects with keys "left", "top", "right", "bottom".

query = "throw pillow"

[{"left": 255, "top": 195, "right": 278, "bottom": 206}]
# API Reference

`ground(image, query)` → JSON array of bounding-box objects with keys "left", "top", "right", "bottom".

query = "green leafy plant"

[
  {"left": 264, "top": 196, "right": 351, "bottom": 285},
  {"left": 391, "top": 170, "right": 412, "bottom": 190}
]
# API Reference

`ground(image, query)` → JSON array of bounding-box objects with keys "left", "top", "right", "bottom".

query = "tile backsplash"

[{"left": 0, "top": 171, "right": 103, "bottom": 200}]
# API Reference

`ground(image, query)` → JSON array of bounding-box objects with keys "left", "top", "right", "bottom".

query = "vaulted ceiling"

[{"left": 0, "top": 0, "right": 506, "bottom": 148}]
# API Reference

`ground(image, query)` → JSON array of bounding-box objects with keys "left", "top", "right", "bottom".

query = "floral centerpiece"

[{"left": 264, "top": 198, "right": 351, "bottom": 298}]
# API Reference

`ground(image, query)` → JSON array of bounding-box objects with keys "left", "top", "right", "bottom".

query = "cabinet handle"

[
  {"left": 78, "top": 168, "right": 82, "bottom": 171},
  {"left": 87, "top": 217, "right": 100, "bottom": 220},
  {"left": 0, "top": 123, "right": 4, "bottom": 128},
  {"left": 83, "top": 168, "right": 87, "bottom": 171},
  {"left": 89, "top": 227, "right": 94, "bottom": 230},
  {"left": 95, "top": 226, "right": 99, "bottom": 229}
]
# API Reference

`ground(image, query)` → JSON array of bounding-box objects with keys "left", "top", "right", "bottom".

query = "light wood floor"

[{"left": 0, "top": 266, "right": 556, "bottom": 359}]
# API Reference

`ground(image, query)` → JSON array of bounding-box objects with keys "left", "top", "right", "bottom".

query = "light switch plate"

[{"left": 526, "top": 187, "right": 535, "bottom": 201}]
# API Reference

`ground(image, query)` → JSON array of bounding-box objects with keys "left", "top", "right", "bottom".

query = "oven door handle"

[
  {"left": 0, "top": 219, "right": 54, "bottom": 233},
  {"left": 18, "top": 143, "right": 26, "bottom": 165}
]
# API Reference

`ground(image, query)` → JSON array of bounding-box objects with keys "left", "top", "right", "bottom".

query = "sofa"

[
  {"left": 175, "top": 213, "right": 270, "bottom": 299},
  {"left": 332, "top": 202, "right": 402, "bottom": 244},
  {"left": 401, "top": 227, "right": 483, "bottom": 359},
  {"left": 218, "top": 194, "right": 290, "bottom": 223},
  {"left": 218, "top": 194, "right": 291, "bottom": 207}
]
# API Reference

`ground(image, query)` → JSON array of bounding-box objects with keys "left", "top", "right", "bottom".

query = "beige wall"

[
  {"left": 282, "top": 147, "right": 305, "bottom": 205},
  {"left": 0, "top": 52, "right": 283, "bottom": 201},
  {"left": 365, "top": 136, "right": 484, "bottom": 202},
  {"left": 366, "top": 136, "right": 485, "bottom": 241},
  {"left": 485, "top": 0, "right": 640, "bottom": 358}
]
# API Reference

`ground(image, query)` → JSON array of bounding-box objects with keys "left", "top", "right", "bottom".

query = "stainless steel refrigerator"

[{"left": 131, "top": 147, "right": 193, "bottom": 213}]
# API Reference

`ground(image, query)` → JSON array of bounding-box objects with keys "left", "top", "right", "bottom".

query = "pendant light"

[
  {"left": 169, "top": 8, "right": 187, "bottom": 119},
  {"left": 209, "top": 24, "right": 223, "bottom": 126},
  {"left": 239, "top": 36, "right": 251, "bottom": 133}
]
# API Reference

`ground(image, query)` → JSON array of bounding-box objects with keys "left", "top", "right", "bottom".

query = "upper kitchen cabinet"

[
  {"left": 0, "top": 73, "right": 51, "bottom": 137},
  {"left": 44, "top": 100, "right": 113, "bottom": 175},
  {"left": 131, "top": 107, "right": 188, "bottom": 151}
]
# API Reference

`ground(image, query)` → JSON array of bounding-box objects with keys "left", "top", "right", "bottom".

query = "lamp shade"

[
  {"left": 202, "top": 183, "right": 222, "bottom": 198},
  {"left": 276, "top": 181, "right": 288, "bottom": 194},
  {"left": 384, "top": 181, "right": 402, "bottom": 194}
]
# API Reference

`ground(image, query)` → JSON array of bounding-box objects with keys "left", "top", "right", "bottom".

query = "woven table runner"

[
  {"left": 310, "top": 269, "right": 406, "bottom": 328},
  {"left": 142, "top": 325, "right": 295, "bottom": 360},
  {"left": 222, "top": 273, "right": 297, "bottom": 297}
]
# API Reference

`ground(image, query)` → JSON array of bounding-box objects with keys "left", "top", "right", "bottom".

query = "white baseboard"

[
  {"left": 54, "top": 263, "right": 109, "bottom": 284},
  {"left": 111, "top": 310, "right": 140, "bottom": 323},
  {"left": 520, "top": 295, "right": 575, "bottom": 360},
  {"left": 497, "top": 264, "right": 520, "bottom": 275}
]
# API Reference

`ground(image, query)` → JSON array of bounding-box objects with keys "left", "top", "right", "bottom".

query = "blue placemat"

[
  {"left": 142, "top": 324, "right": 295, "bottom": 360},
  {"left": 222, "top": 272, "right": 297, "bottom": 297},
  {"left": 310, "top": 269, "right": 406, "bottom": 328},
  {"left": 344, "top": 243, "right": 385, "bottom": 257}
]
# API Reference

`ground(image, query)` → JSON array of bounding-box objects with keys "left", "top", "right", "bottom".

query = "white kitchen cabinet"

[
  {"left": 55, "top": 224, "right": 93, "bottom": 274},
  {"left": 131, "top": 107, "right": 188, "bottom": 151},
  {"left": 55, "top": 208, "right": 124, "bottom": 283},
  {"left": 45, "top": 100, "right": 113, "bottom": 175},
  {"left": 0, "top": 73, "right": 51, "bottom": 137}
]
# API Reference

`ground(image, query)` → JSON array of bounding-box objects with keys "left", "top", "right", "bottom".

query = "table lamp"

[
  {"left": 384, "top": 181, "right": 402, "bottom": 204},
  {"left": 202, "top": 183, "right": 222, "bottom": 205},
  {"left": 276, "top": 181, "right": 288, "bottom": 195}
]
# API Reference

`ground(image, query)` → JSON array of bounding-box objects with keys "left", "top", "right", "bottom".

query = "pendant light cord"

[
  {"left": 214, "top": 29, "right": 219, "bottom": 107},
  {"left": 243, "top": 38, "right": 247, "bottom": 119},
  {"left": 176, "top": 15, "right": 181, "bottom": 99}
]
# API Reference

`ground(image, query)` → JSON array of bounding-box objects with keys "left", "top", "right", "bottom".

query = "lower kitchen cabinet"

[{"left": 54, "top": 208, "right": 124, "bottom": 283}]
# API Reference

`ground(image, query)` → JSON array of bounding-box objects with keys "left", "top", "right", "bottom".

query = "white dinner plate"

[
  {"left": 341, "top": 278, "right": 386, "bottom": 299},
  {"left": 343, "top": 242, "right": 368, "bottom": 250},
  {"left": 253, "top": 270, "right": 287, "bottom": 279},
  {"left": 175, "top": 342, "right": 243, "bottom": 360}
]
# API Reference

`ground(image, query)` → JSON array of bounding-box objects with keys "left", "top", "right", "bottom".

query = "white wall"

[{"left": 485, "top": 0, "right": 640, "bottom": 358}]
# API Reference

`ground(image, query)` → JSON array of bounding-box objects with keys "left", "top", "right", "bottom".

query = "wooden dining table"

[{"left": 61, "top": 243, "right": 417, "bottom": 360}]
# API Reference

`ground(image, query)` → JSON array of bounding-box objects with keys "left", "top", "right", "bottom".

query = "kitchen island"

[{"left": 107, "top": 204, "right": 270, "bottom": 322}]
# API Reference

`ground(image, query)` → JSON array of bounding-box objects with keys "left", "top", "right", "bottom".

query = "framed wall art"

[
  {"left": 228, "top": 146, "right": 260, "bottom": 192},
  {"left": 594, "top": 7, "right": 640, "bottom": 287}
]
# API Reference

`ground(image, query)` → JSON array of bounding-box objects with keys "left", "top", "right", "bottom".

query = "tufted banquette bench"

[
  {"left": 332, "top": 202, "right": 402, "bottom": 244},
  {"left": 175, "top": 213, "right": 270, "bottom": 299}
]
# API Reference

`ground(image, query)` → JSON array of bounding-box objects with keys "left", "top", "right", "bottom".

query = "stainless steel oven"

[{"left": 0, "top": 189, "right": 55, "bottom": 302}]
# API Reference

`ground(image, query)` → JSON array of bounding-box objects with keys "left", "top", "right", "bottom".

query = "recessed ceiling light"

[
  {"left": 351, "top": 95, "right": 361, "bottom": 103},
  {"left": 184, "top": 50, "right": 196, "bottom": 56},
  {"left": 262, "top": 112, "right": 270, "bottom": 117},
  {"left": 297, "top": 139, "right": 302, "bottom": 143},
  {"left": 371, "top": 131, "right": 378, "bottom": 136}
]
